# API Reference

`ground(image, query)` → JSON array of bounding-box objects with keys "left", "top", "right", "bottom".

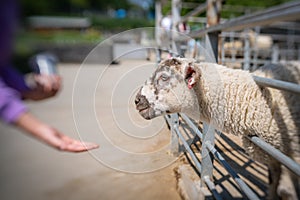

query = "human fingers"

[{"left": 61, "top": 141, "right": 99, "bottom": 152}]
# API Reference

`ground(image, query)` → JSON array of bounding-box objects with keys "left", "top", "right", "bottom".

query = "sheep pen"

[{"left": 135, "top": 57, "right": 300, "bottom": 199}]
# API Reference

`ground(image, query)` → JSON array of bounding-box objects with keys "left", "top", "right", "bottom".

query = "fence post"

[
  {"left": 272, "top": 44, "right": 279, "bottom": 64},
  {"left": 201, "top": 123, "right": 215, "bottom": 186},
  {"left": 206, "top": 0, "right": 221, "bottom": 63},
  {"left": 170, "top": 114, "right": 180, "bottom": 156},
  {"left": 229, "top": 31, "right": 236, "bottom": 63},
  {"left": 298, "top": 45, "right": 300, "bottom": 61},
  {"left": 252, "top": 26, "right": 260, "bottom": 70},
  {"left": 201, "top": 0, "right": 221, "bottom": 187},
  {"left": 243, "top": 28, "right": 250, "bottom": 70},
  {"left": 220, "top": 35, "right": 225, "bottom": 65},
  {"left": 172, "top": 0, "right": 182, "bottom": 56}
]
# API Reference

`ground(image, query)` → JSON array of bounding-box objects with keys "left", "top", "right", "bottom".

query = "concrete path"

[{"left": 0, "top": 60, "right": 182, "bottom": 200}]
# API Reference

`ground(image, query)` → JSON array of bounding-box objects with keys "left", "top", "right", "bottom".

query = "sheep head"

[{"left": 135, "top": 57, "right": 200, "bottom": 120}]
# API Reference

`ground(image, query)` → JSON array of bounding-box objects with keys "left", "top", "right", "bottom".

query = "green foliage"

[
  {"left": 225, "top": 0, "right": 292, "bottom": 8},
  {"left": 20, "top": 0, "right": 133, "bottom": 16},
  {"left": 16, "top": 29, "right": 102, "bottom": 46},
  {"left": 70, "top": 0, "right": 90, "bottom": 8},
  {"left": 14, "top": 29, "right": 103, "bottom": 73},
  {"left": 160, "top": 0, "right": 293, "bottom": 19},
  {"left": 222, "top": 0, "right": 293, "bottom": 18},
  {"left": 91, "top": 17, "right": 155, "bottom": 31}
]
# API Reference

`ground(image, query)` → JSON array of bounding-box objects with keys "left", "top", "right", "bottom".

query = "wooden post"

[
  {"left": 205, "top": 0, "right": 221, "bottom": 62},
  {"left": 155, "top": 1, "right": 162, "bottom": 63},
  {"left": 171, "top": 0, "right": 182, "bottom": 56}
]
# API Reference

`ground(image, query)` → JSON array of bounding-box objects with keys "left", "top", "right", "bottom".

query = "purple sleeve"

[
  {"left": 0, "top": 78, "right": 27, "bottom": 123},
  {"left": 0, "top": 0, "right": 30, "bottom": 93},
  {"left": 0, "top": 65, "right": 30, "bottom": 93}
]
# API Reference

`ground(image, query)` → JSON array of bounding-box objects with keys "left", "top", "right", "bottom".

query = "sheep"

[
  {"left": 222, "top": 30, "right": 273, "bottom": 58},
  {"left": 248, "top": 30, "right": 273, "bottom": 50},
  {"left": 135, "top": 57, "right": 300, "bottom": 200}
]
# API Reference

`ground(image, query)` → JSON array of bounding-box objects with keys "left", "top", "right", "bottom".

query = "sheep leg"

[
  {"left": 268, "top": 160, "right": 281, "bottom": 200},
  {"left": 277, "top": 166, "right": 299, "bottom": 200},
  {"left": 291, "top": 171, "right": 300, "bottom": 199}
]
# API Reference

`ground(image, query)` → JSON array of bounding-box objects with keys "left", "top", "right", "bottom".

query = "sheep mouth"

[
  {"left": 137, "top": 106, "right": 150, "bottom": 114},
  {"left": 137, "top": 106, "right": 154, "bottom": 120}
]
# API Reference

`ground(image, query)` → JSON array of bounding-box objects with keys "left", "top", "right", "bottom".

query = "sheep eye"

[{"left": 160, "top": 74, "right": 170, "bottom": 81}]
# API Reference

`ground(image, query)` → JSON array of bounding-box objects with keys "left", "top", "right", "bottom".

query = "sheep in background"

[
  {"left": 222, "top": 30, "right": 273, "bottom": 58},
  {"left": 223, "top": 40, "right": 244, "bottom": 57},
  {"left": 135, "top": 57, "right": 300, "bottom": 199},
  {"left": 248, "top": 30, "right": 273, "bottom": 50}
]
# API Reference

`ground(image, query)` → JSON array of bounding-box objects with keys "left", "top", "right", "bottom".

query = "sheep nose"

[
  {"left": 135, "top": 91, "right": 150, "bottom": 108},
  {"left": 135, "top": 93, "right": 146, "bottom": 106},
  {"left": 135, "top": 96, "right": 140, "bottom": 105}
]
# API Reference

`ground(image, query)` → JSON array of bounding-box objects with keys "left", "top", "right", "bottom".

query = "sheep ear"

[{"left": 184, "top": 64, "right": 199, "bottom": 89}]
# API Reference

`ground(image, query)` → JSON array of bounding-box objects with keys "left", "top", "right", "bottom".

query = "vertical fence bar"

[
  {"left": 298, "top": 45, "right": 300, "bottom": 61},
  {"left": 170, "top": 114, "right": 180, "bottom": 156},
  {"left": 206, "top": 33, "right": 219, "bottom": 63},
  {"left": 201, "top": 123, "right": 216, "bottom": 186},
  {"left": 243, "top": 28, "right": 250, "bottom": 70},
  {"left": 272, "top": 44, "right": 279, "bottom": 63},
  {"left": 252, "top": 26, "right": 260, "bottom": 70},
  {"left": 201, "top": 0, "right": 221, "bottom": 187},
  {"left": 229, "top": 31, "right": 236, "bottom": 63},
  {"left": 220, "top": 35, "right": 225, "bottom": 65}
]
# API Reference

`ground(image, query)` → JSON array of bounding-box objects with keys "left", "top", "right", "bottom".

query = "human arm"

[
  {"left": 0, "top": 63, "right": 62, "bottom": 101},
  {"left": 14, "top": 112, "right": 99, "bottom": 152},
  {"left": 0, "top": 78, "right": 99, "bottom": 152}
]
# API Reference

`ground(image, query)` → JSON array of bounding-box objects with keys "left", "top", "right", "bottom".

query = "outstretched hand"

[
  {"left": 42, "top": 127, "right": 99, "bottom": 152},
  {"left": 16, "top": 113, "right": 99, "bottom": 153}
]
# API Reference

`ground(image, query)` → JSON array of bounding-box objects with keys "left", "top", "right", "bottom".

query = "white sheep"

[
  {"left": 223, "top": 30, "right": 273, "bottom": 58},
  {"left": 135, "top": 57, "right": 300, "bottom": 199}
]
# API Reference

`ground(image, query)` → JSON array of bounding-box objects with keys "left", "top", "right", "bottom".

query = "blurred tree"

[
  {"left": 20, "top": 0, "right": 293, "bottom": 17},
  {"left": 20, "top": 0, "right": 132, "bottom": 16},
  {"left": 225, "top": 0, "right": 292, "bottom": 7},
  {"left": 90, "top": 0, "right": 131, "bottom": 10},
  {"left": 71, "top": 0, "right": 90, "bottom": 8}
]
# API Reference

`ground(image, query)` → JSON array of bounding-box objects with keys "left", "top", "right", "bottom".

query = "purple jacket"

[
  {"left": 0, "top": 0, "right": 29, "bottom": 123},
  {"left": 0, "top": 77, "right": 27, "bottom": 123}
]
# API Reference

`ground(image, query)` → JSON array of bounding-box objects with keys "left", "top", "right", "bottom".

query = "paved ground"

[{"left": 0, "top": 60, "right": 182, "bottom": 200}]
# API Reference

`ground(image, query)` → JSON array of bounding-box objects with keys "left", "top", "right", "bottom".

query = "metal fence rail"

[
  {"left": 248, "top": 136, "right": 300, "bottom": 176},
  {"left": 180, "top": 113, "right": 261, "bottom": 199},
  {"left": 156, "top": 0, "right": 300, "bottom": 199},
  {"left": 165, "top": 114, "right": 224, "bottom": 200},
  {"left": 189, "top": 1, "right": 300, "bottom": 38},
  {"left": 205, "top": 141, "right": 260, "bottom": 200},
  {"left": 180, "top": 3, "right": 206, "bottom": 24},
  {"left": 253, "top": 75, "right": 300, "bottom": 94}
]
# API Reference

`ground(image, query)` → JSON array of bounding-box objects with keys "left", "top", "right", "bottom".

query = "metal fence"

[{"left": 156, "top": 0, "right": 300, "bottom": 199}]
